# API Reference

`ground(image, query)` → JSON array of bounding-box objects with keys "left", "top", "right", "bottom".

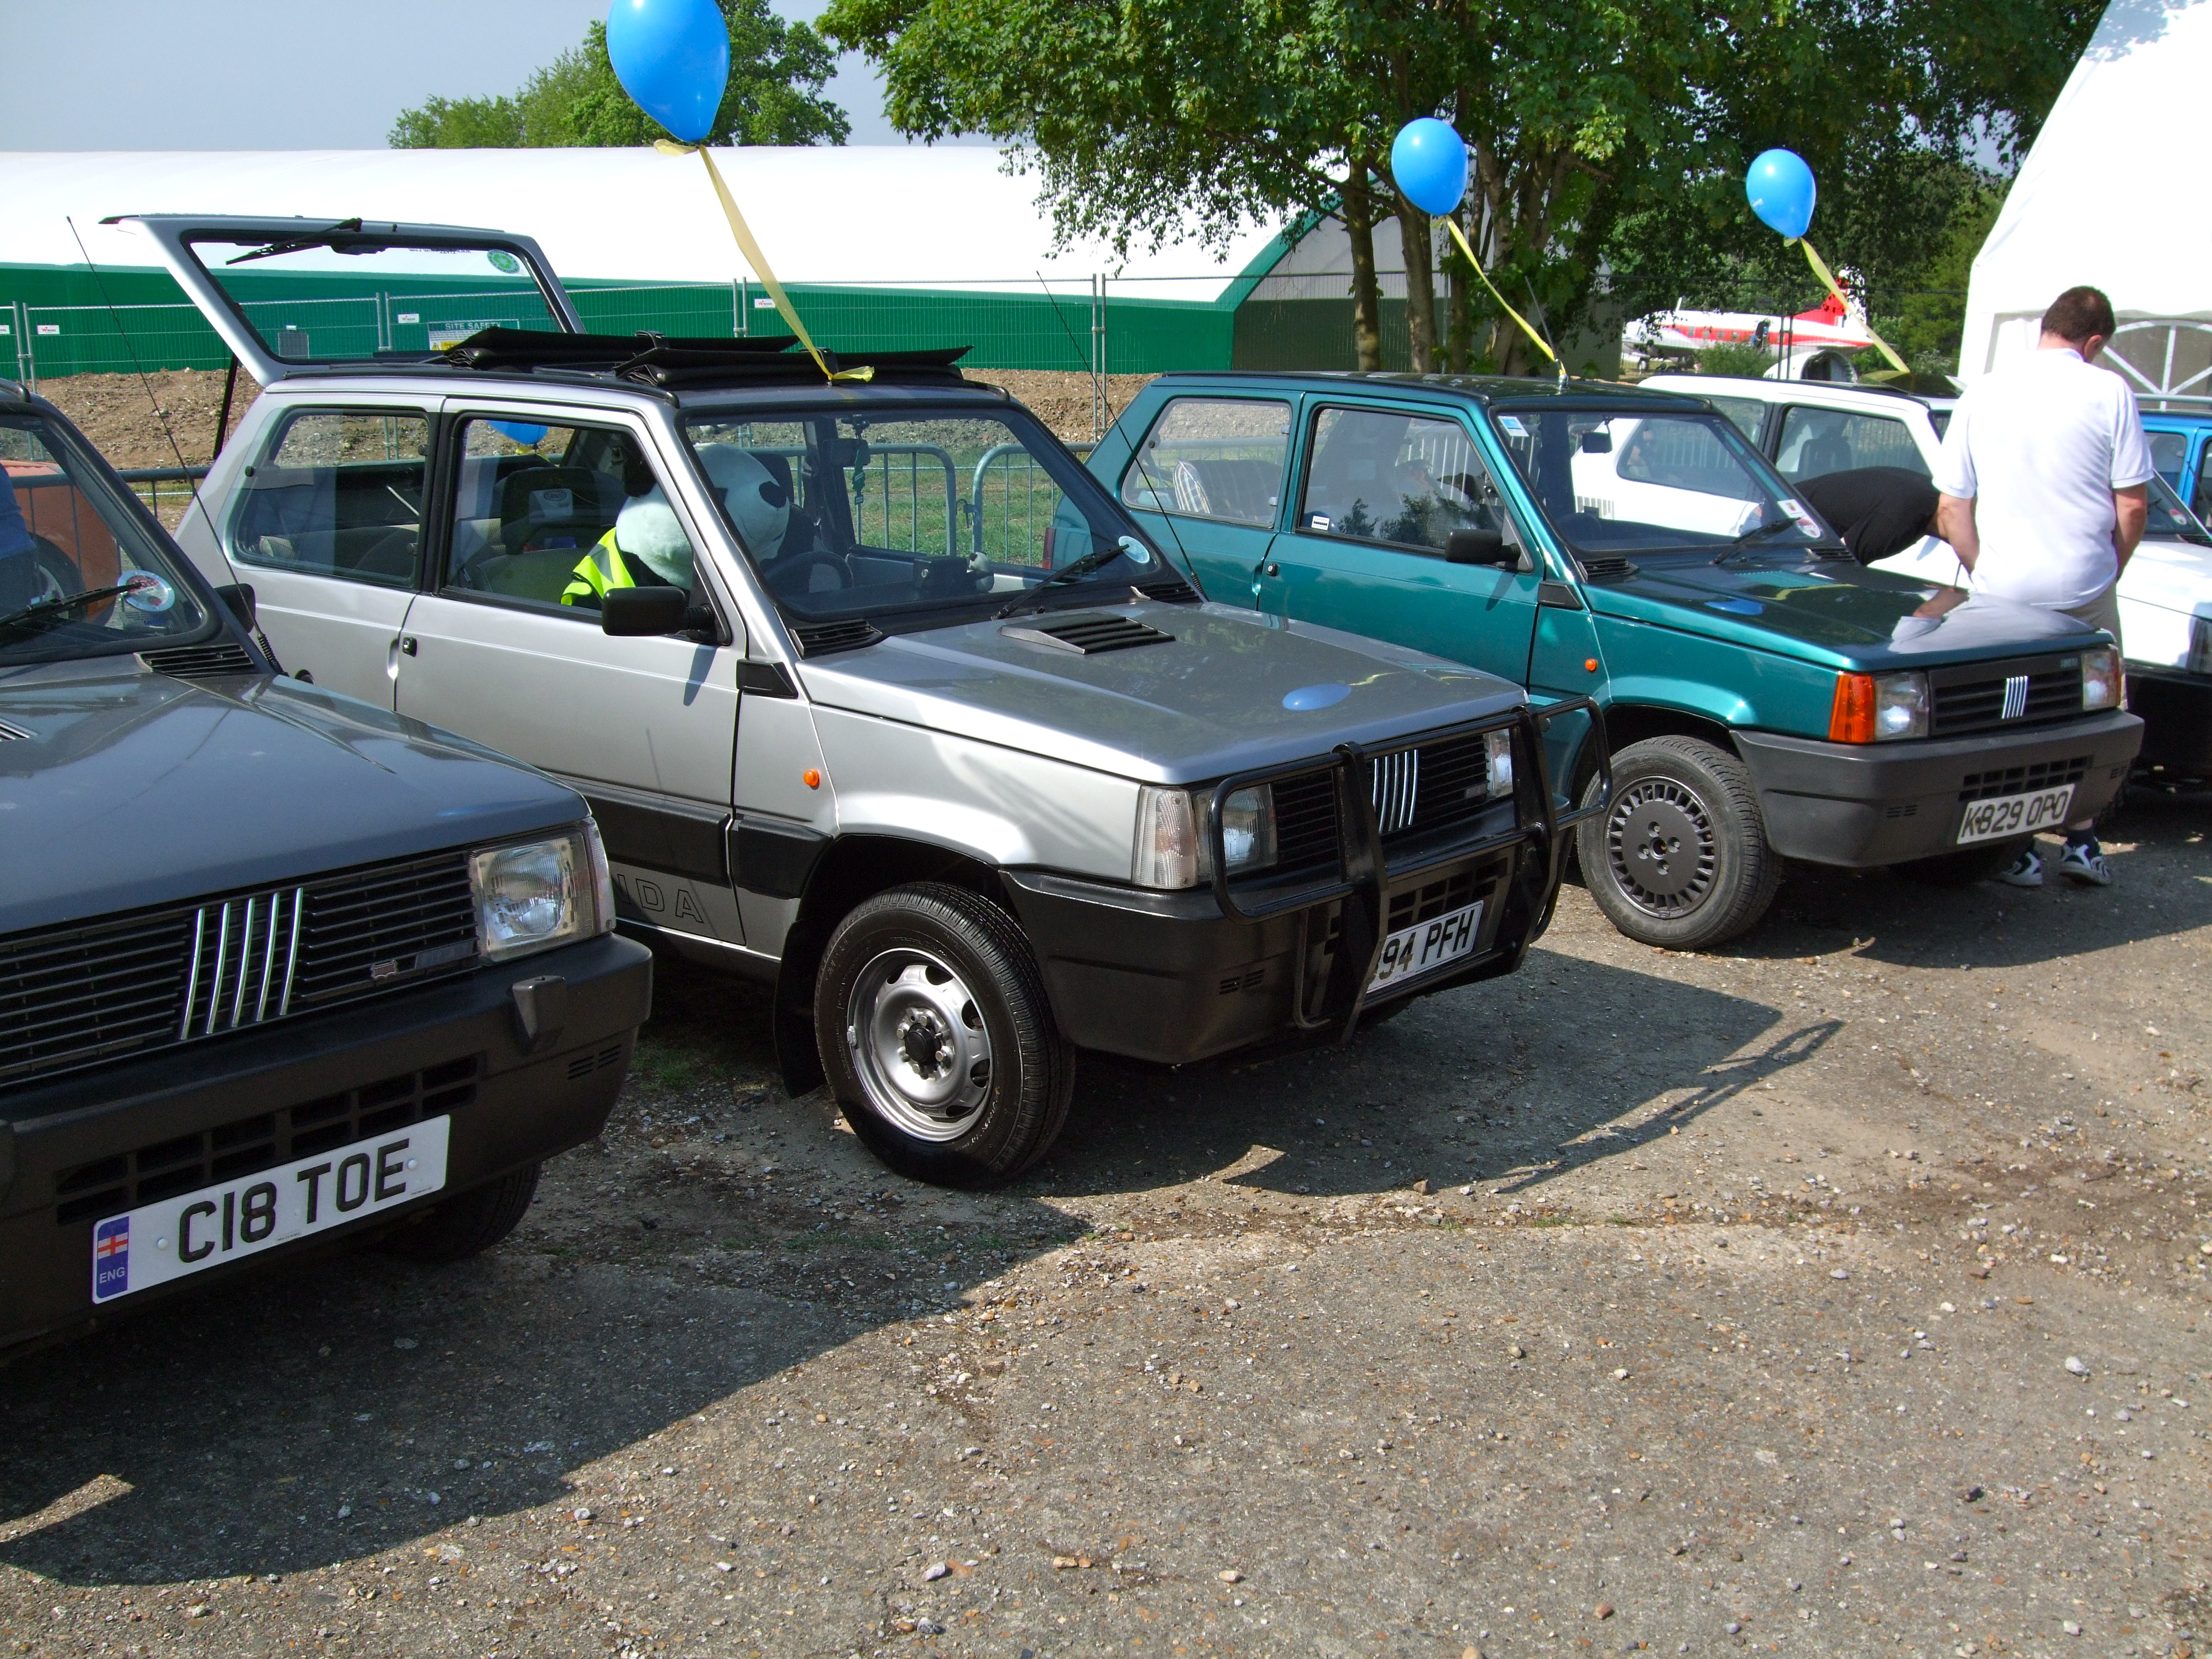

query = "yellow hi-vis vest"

[{"left": 560, "top": 530, "right": 635, "bottom": 609}]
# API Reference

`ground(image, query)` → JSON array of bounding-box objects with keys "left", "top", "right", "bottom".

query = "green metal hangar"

[{"left": 0, "top": 147, "right": 1454, "bottom": 384}]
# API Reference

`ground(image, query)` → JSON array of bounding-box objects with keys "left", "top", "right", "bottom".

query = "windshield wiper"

[
  {"left": 995, "top": 539, "right": 1144, "bottom": 618},
  {"left": 1713, "top": 518, "right": 1819, "bottom": 565},
  {"left": 224, "top": 218, "right": 365, "bottom": 265},
  {"left": 0, "top": 580, "right": 153, "bottom": 638}
]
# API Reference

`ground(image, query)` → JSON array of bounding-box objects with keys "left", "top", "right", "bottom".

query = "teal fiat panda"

[{"left": 1091, "top": 374, "right": 2143, "bottom": 948}]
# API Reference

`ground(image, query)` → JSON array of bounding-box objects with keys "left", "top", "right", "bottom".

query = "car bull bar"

[{"left": 1202, "top": 696, "right": 1610, "bottom": 1040}]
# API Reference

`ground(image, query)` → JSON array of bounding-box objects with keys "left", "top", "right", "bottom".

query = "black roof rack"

[{"left": 437, "top": 327, "right": 972, "bottom": 388}]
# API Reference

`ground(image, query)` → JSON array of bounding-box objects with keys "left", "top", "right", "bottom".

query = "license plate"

[
  {"left": 1368, "top": 899, "right": 1485, "bottom": 994},
  {"left": 1955, "top": 783, "right": 2075, "bottom": 845},
  {"left": 90, "top": 1118, "right": 450, "bottom": 1305}
]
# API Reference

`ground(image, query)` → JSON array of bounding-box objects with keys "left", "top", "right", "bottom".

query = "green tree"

[
  {"left": 389, "top": 0, "right": 849, "bottom": 149},
  {"left": 822, "top": 0, "right": 2099, "bottom": 375}
]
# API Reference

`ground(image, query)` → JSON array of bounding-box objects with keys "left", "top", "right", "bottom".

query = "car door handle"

[
  {"left": 1263, "top": 563, "right": 1281, "bottom": 577},
  {"left": 399, "top": 637, "right": 419, "bottom": 656}
]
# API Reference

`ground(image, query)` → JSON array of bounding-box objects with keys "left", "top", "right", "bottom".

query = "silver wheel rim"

[
  {"left": 845, "top": 947, "right": 993, "bottom": 1142},
  {"left": 1604, "top": 778, "right": 1719, "bottom": 918}
]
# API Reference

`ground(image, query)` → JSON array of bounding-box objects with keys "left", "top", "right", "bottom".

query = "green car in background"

[{"left": 1090, "top": 374, "right": 2144, "bottom": 950}]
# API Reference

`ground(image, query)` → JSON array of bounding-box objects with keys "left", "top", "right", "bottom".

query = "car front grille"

[
  {"left": 1, "top": 851, "right": 479, "bottom": 1091},
  {"left": 51, "top": 1056, "right": 482, "bottom": 1225},
  {"left": 1930, "top": 660, "right": 2083, "bottom": 737},
  {"left": 1252, "top": 729, "right": 1511, "bottom": 877}
]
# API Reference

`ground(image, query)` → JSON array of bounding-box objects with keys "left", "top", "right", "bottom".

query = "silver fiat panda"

[{"left": 130, "top": 215, "right": 1606, "bottom": 1187}]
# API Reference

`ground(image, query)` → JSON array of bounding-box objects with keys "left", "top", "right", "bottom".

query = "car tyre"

[
  {"left": 1578, "top": 735, "right": 1780, "bottom": 950},
  {"left": 817, "top": 883, "right": 1074, "bottom": 1188},
  {"left": 1893, "top": 837, "right": 2030, "bottom": 888},
  {"left": 381, "top": 1162, "right": 541, "bottom": 1264}
]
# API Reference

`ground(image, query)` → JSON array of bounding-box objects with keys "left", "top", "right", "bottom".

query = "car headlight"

[
  {"left": 1829, "top": 670, "right": 1929, "bottom": 742},
  {"left": 470, "top": 824, "right": 609, "bottom": 960},
  {"left": 2080, "top": 646, "right": 2122, "bottom": 710},
  {"left": 1218, "top": 784, "right": 1278, "bottom": 873},
  {"left": 1485, "top": 729, "right": 1515, "bottom": 797},
  {"left": 1132, "top": 784, "right": 1280, "bottom": 888}
]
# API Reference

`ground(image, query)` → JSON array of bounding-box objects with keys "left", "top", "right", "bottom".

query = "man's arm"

[
  {"left": 1936, "top": 492, "right": 1980, "bottom": 573},
  {"left": 2114, "top": 482, "right": 2148, "bottom": 572}
]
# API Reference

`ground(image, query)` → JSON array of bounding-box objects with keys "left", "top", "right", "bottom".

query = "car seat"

[{"left": 1171, "top": 458, "right": 1278, "bottom": 525}]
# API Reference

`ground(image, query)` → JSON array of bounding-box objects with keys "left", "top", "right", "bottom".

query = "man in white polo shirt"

[{"left": 1933, "top": 285, "right": 2152, "bottom": 889}]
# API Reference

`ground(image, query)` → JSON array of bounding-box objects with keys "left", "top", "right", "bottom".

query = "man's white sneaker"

[
  {"left": 2058, "top": 841, "right": 2114, "bottom": 886},
  {"left": 1995, "top": 847, "right": 2044, "bottom": 888}
]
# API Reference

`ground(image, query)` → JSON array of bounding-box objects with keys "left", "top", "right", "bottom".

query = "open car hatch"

[{"left": 107, "top": 215, "right": 583, "bottom": 385}]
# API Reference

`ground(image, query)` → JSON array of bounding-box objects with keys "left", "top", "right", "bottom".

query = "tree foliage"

[
  {"left": 822, "top": 0, "right": 2101, "bottom": 373},
  {"left": 390, "top": 0, "right": 848, "bottom": 149}
]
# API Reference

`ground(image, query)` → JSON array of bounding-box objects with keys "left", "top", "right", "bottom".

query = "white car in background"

[{"left": 1642, "top": 373, "right": 2212, "bottom": 780}]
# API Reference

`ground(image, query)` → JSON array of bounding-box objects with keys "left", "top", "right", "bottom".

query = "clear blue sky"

[{"left": 0, "top": 0, "right": 971, "bottom": 149}]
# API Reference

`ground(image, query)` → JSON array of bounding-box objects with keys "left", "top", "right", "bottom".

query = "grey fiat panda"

[
  {"left": 128, "top": 213, "right": 1609, "bottom": 1188},
  {"left": 0, "top": 377, "right": 652, "bottom": 1357}
]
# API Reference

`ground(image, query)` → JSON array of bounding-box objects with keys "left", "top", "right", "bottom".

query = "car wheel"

[
  {"left": 1893, "top": 837, "right": 2030, "bottom": 888},
  {"left": 380, "top": 1162, "right": 541, "bottom": 1264},
  {"left": 817, "top": 883, "right": 1074, "bottom": 1188},
  {"left": 1578, "top": 735, "right": 1781, "bottom": 950}
]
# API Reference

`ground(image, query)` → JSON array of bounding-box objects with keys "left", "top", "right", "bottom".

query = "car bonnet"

[
  {"left": 794, "top": 602, "right": 1527, "bottom": 784},
  {"left": 0, "top": 663, "right": 585, "bottom": 935}
]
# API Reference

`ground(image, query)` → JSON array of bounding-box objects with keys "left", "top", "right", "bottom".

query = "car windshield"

[
  {"left": 681, "top": 409, "right": 1162, "bottom": 628},
  {"left": 1491, "top": 407, "right": 1833, "bottom": 557},
  {"left": 2146, "top": 469, "right": 2211, "bottom": 544},
  {"left": 181, "top": 231, "right": 565, "bottom": 364},
  {"left": 0, "top": 414, "right": 212, "bottom": 665}
]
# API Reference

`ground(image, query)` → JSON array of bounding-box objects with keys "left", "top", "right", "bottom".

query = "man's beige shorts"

[{"left": 2063, "top": 585, "right": 2124, "bottom": 653}]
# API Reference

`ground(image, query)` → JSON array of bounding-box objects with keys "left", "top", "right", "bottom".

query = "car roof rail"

[{"left": 436, "top": 327, "right": 974, "bottom": 388}]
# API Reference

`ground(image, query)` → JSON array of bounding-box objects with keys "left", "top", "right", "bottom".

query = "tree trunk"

[
  {"left": 1443, "top": 204, "right": 1475, "bottom": 373},
  {"left": 1342, "top": 163, "right": 1384, "bottom": 373},
  {"left": 1395, "top": 191, "right": 1438, "bottom": 374}
]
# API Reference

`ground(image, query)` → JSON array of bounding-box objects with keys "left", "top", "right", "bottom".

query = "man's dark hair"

[{"left": 2043, "top": 286, "right": 2117, "bottom": 344}]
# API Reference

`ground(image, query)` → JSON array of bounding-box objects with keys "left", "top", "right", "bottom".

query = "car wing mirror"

[
  {"left": 1579, "top": 430, "right": 1613, "bottom": 453},
  {"left": 1444, "top": 528, "right": 1515, "bottom": 567},
  {"left": 211, "top": 582, "right": 257, "bottom": 630},
  {"left": 601, "top": 586, "right": 693, "bottom": 637}
]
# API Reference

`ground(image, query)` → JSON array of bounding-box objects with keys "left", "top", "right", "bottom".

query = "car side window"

[
  {"left": 442, "top": 418, "right": 692, "bottom": 615},
  {"left": 1704, "top": 396, "right": 1767, "bottom": 443},
  {"left": 228, "top": 409, "right": 430, "bottom": 588},
  {"left": 1298, "top": 406, "right": 1517, "bottom": 556},
  {"left": 1120, "top": 397, "right": 1291, "bottom": 528},
  {"left": 1773, "top": 407, "right": 1928, "bottom": 482},
  {"left": 2147, "top": 430, "right": 2188, "bottom": 493}
]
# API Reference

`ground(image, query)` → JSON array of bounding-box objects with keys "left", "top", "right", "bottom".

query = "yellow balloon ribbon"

[
  {"left": 1792, "top": 237, "right": 1911, "bottom": 378},
  {"left": 656, "top": 139, "right": 871, "bottom": 383},
  {"left": 1438, "top": 216, "right": 1557, "bottom": 372}
]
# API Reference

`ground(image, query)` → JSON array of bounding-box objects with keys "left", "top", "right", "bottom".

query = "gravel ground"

[{"left": 5, "top": 802, "right": 2210, "bottom": 1659}]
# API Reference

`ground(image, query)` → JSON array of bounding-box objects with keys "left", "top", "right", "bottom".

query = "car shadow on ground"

[
  {"left": 1737, "top": 789, "right": 2212, "bottom": 970},
  {"left": 0, "top": 944, "right": 1084, "bottom": 1591},
  {"left": 1027, "top": 947, "right": 1809, "bottom": 1204}
]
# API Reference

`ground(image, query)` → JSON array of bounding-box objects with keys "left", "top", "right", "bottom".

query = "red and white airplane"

[{"left": 1628, "top": 290, "right": 1877, "bottom": 356}]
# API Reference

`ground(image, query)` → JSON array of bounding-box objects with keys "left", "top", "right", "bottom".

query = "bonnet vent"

[
  {"left": 140, "top": 641, "right": 258, "bottom": 679},
  {"left": 791, "top": 618, "right": 884, "bottom": 658},
  {"left": 1577, "top": 556, "right": 1639, "bottom": 580},
  {"left": 0, "top": 718, "right": 30, "bottom": 741},
  {"left": 1000, "top": 613, "right": 1175, "bottom": 655},
  {"left": 1132, "top": 577, "right": 1201, "bottom": 604}
]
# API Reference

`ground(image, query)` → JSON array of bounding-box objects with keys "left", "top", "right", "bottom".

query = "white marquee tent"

[{"left": 1961, "top": 0, "right": 2212, "bottom": 394}]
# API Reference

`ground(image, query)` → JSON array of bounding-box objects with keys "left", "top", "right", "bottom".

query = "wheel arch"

[
  {"left": 771, "top": 834, "right": 1005, "bottom": 1097},
  {"left": 1601, "top": 701, "right": 1741, "bottom": 758}
]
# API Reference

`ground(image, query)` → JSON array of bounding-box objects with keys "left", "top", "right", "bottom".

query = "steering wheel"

[{"left": 766, "top": 550, "right": 852, "bottom": 598}]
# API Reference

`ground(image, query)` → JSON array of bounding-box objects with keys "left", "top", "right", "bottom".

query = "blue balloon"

[
  {"left": 1390, "top": 118, "right": 1469, "bottom": 217},
  {"left": 1745, "top": 148, "right": 1817, "bottom": 240},
  {"left": 606, "top": 0, "right": 731, "bottom": 144}
]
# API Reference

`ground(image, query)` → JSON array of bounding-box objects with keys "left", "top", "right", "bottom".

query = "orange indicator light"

[
  {"left": 1584, "top": 658, "right": 1599, "bottom": 672},
  {"left": 802, "top": 769, "right": 821, "bottom": 789}
]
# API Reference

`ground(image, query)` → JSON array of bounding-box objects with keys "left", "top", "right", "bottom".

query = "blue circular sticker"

[
  {"left": 1282, "top": 682, "right": 1352, "bottom": 711},
  {"left": 118, "top": 573, "right": 175, "bottom": 615},
  {"left": 487, "top": 250, "right": 521, "bottom": 274}
]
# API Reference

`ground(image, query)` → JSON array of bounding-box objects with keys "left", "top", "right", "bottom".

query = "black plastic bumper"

[
  {"left": 0, "top": 932, "right": 653, "bottom": 1356},
  {"left": 2125, "top": 667, "right": 2212, "bottom": 773},
  {"left": 1733, "top": 711, "right": 2143, "bottom": 867}
]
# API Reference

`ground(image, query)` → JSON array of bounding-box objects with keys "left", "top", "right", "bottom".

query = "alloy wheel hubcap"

[
  {"left": 1605, "top": 779, "right": 1718, "bottom": 916},
  {"left": 846, "top": 949, "right": 993, "bottom": 1142}
]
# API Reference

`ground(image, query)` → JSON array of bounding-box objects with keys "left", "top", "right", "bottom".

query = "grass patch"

[{"left": 632, "top": 1041, "right": 707, "bottom": 1093}]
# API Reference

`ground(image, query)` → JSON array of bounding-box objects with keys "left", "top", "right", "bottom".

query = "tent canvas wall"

[{"left": 1961, "top": 0, "right": 2212, "bottom": 400}]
